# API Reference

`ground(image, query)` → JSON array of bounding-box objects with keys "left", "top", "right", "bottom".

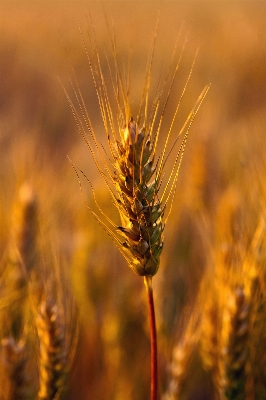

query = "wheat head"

[
  {"left": 162, "top": 308, "right": 201, "bottom": 400},
  {"left": 66, "top": 23, "right": 210, "bottom": 277},
  {"left": 219, "top": 286, "right": 250, "bottom": 400},
  {"left": 36, "top": 299, "right": 67, "bottom": 400},
  {"left": 12, "top": 183, "right": 38, "bottom": 274},
  {"left": 2, "top": 337, "right": 29, "bottom": 400}
]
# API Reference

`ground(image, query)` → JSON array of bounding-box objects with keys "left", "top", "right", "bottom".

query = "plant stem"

[{"left": 144, "top": 275, "right": 158, "bottom": 400}]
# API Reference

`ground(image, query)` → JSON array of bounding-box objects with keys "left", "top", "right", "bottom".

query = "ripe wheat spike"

[
  {"left": 12, "top": 183, "right": 38, "bottom": 275},
  {"left": 2, "top": 337, "right": 29, "bottom": 400},
  {"left": 200, "top": 286, "right": 221, "bottom": 391},
  {"left": 0, "top": 184, "right": 39, "bottom": 341},
  {"left": 199, "top": 189, "right": 266, "bottom": 400},
  {"left": 162, "top": 308, "right": 201, "bottom": 400},
  {"left": 66, "top": 20, "right": 210, "bottom": 276},
  {"left": 219, "top": 286, "right": 250, "bottom": 400},
  {"left": 36, "top": 299, "right": 67, "bottom": 400}
]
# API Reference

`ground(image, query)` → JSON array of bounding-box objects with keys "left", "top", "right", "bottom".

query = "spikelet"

[
  {"left": 2, "top": 337, "right": 29, "bottom": 400},
  {"left": 66, "top": 22, "right": 210, "bottom": 277},
  {"left": 36, "top": 299, "right": 67, "bottom": 400}
]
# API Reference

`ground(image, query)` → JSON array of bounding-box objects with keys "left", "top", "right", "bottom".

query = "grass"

[{"left": 1, "top": 2, "right": 266, "bottom": 400}]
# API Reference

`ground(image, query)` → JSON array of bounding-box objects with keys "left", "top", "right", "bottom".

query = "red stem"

[{"left": 144, "top": 276, "right": 158, "bottom": 400}]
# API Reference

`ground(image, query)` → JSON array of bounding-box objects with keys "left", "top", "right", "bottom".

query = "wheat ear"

[
  {"left": 36, "top": 299, "right": 67, "bottom": 400},
  {"left": 0, "top": 184, "right": 39, "bottom": 342},
  {"left": 200, "top": 285, "right": 221, "bottom": 393},
  {"left": 162, "top": 309, "right": 201, "bottom": 400},
  {"left": 220, "top": 286, "right": 250, "bottom": 400},
  {"left": 2, "top": 337, "right": 29, "bottom": 400},
  {"left": 65, "top": 21, "right": 210, "bottom": 278},
  {"left": 12, "top": 183, "right": 38, "bottom": 274},
  {"left": 66, "top": 21, "right": 209, "bottom": 400}
]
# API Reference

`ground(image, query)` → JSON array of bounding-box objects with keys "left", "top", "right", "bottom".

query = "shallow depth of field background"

[{"left": 1, "top": 2, "right": 266, "bottom": 399}]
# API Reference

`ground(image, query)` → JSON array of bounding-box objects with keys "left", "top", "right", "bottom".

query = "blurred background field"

[{"left": 1, "top": 1, "right": 266, "bottom": 399}]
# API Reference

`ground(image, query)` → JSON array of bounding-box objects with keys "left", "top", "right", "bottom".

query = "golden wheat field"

[{"left": 1, "top": 1, "right": 266, "bottom": 400}]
